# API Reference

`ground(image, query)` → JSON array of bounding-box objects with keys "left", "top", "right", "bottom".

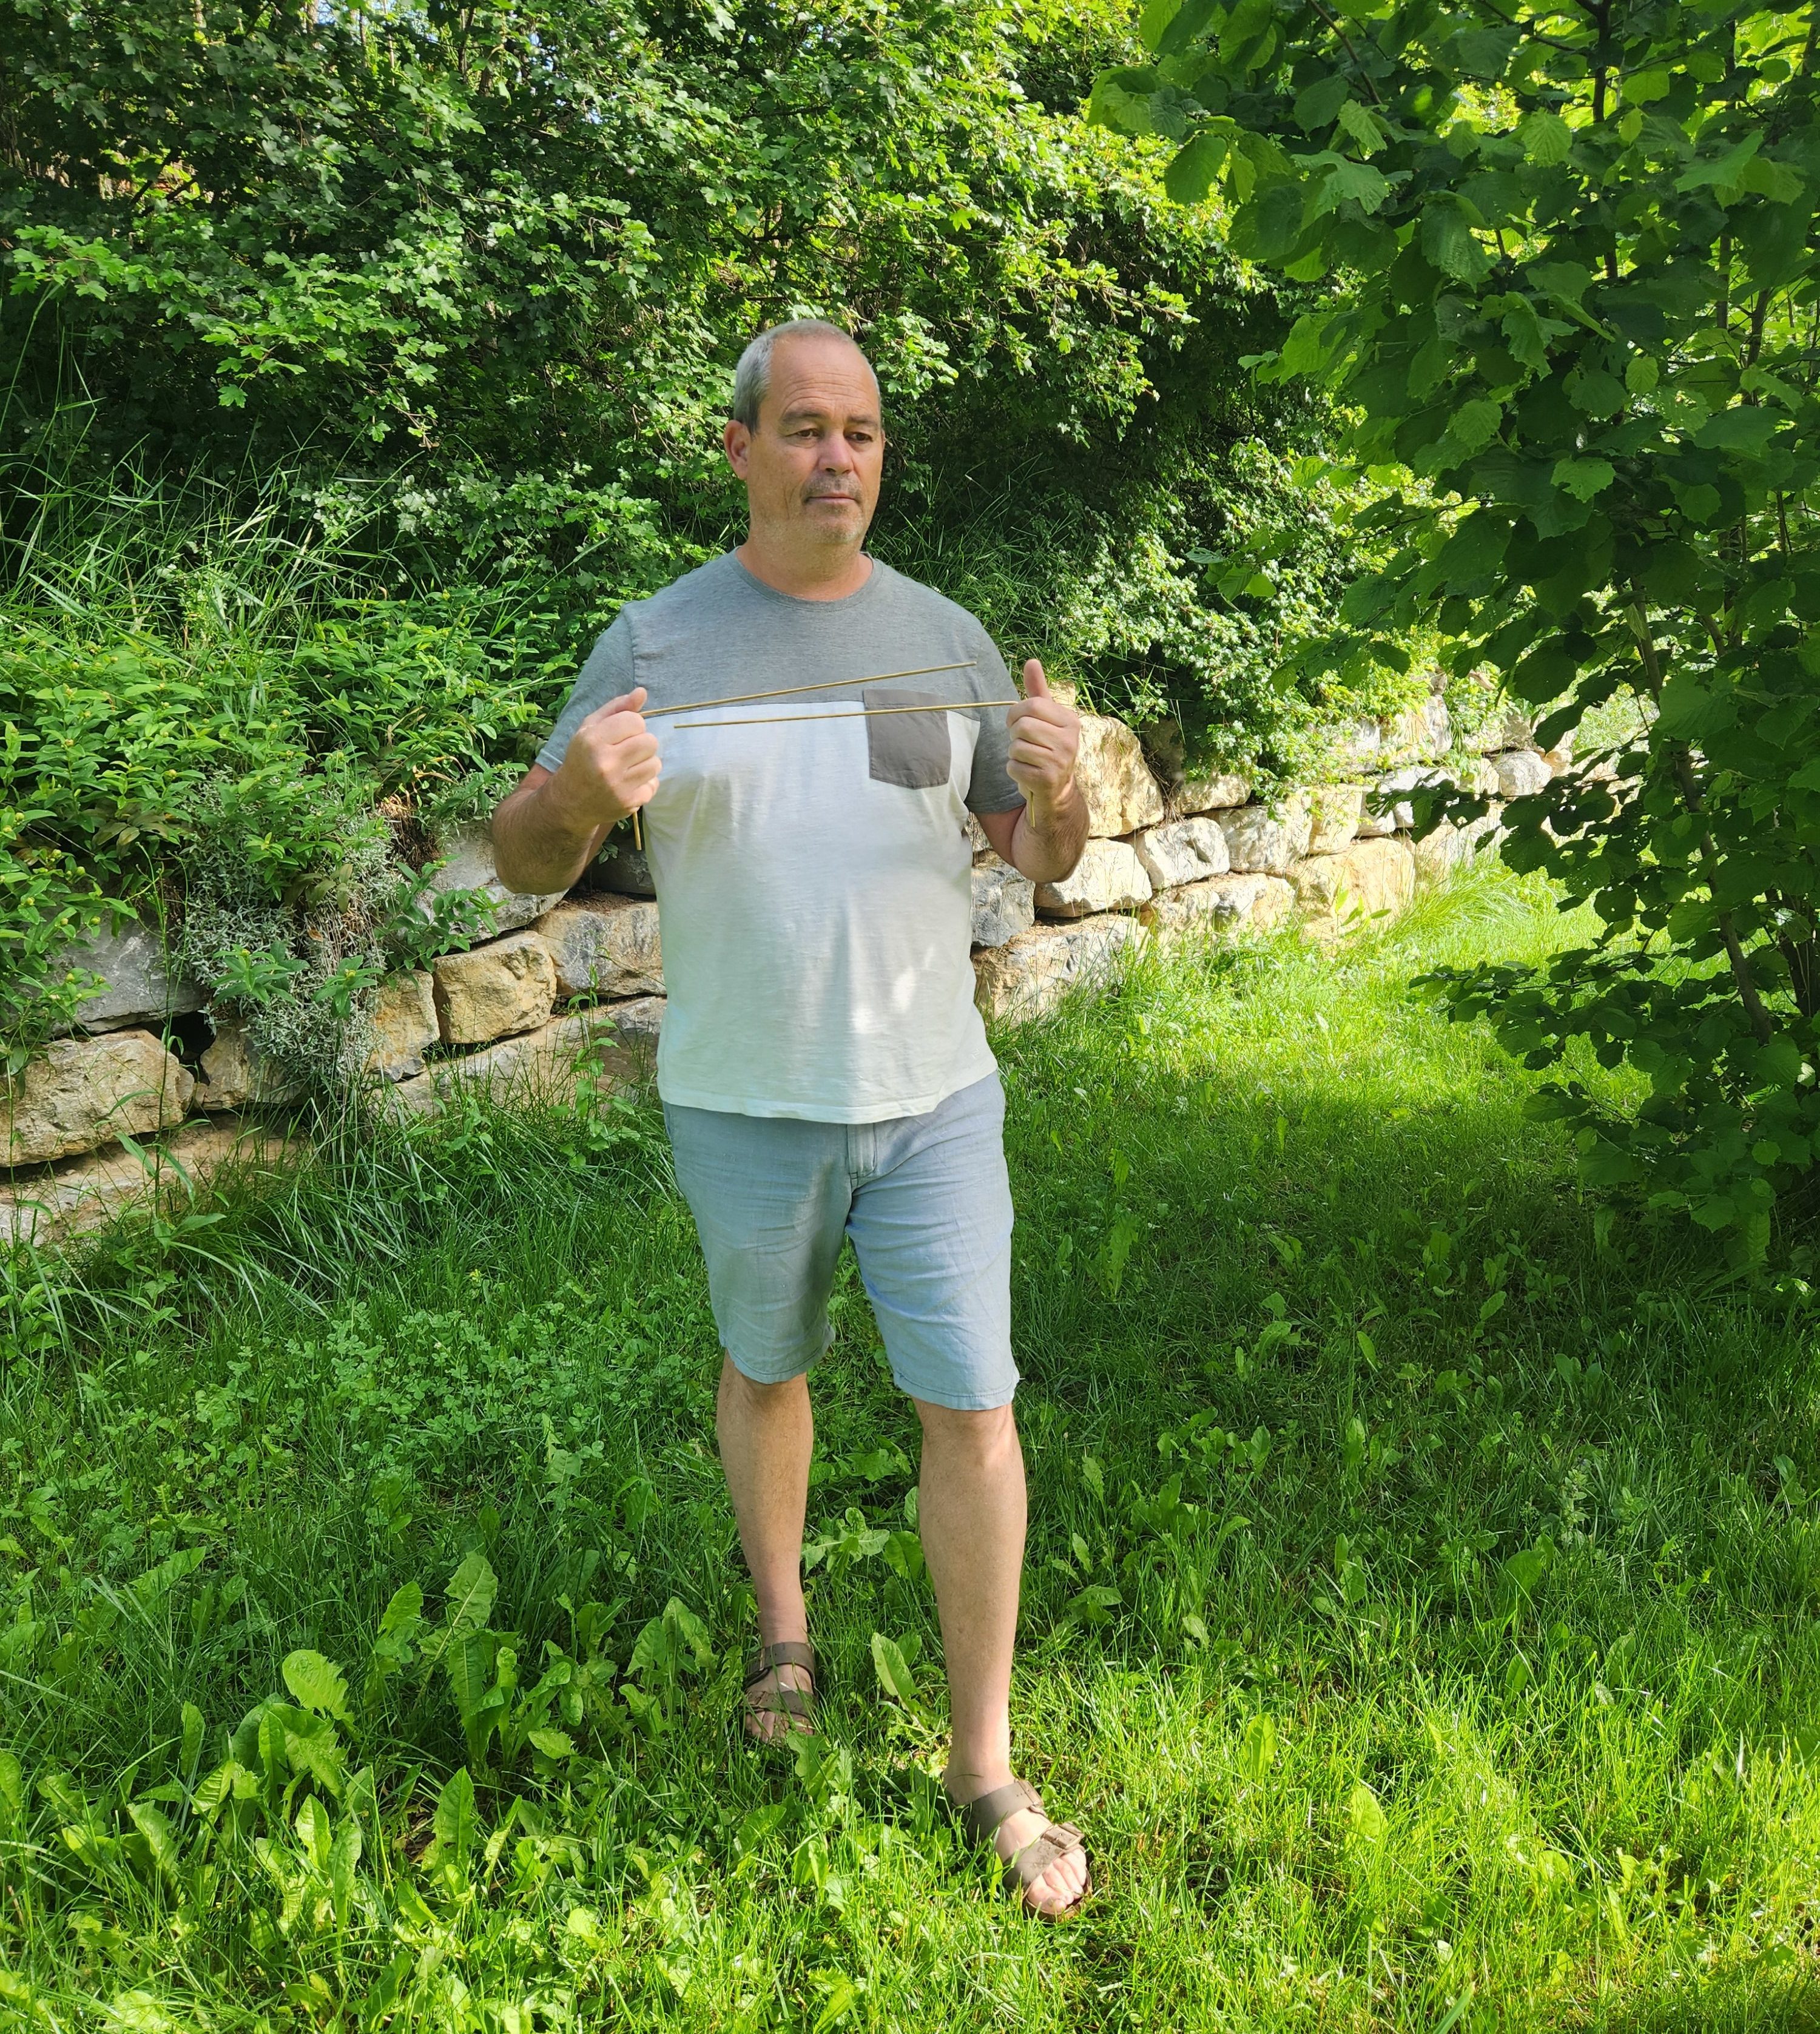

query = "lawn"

[{"left": 4, "top": 865, "right": 1819, "bottom": 2032}]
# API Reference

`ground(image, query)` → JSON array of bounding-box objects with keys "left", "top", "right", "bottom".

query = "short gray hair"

[{"left": 730, "top": 319, "right": 876, "bottom": 429}]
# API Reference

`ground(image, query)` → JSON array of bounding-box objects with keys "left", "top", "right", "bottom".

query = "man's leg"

[
  {"left": 915, "top": 1398, "right": 1090, "bottom": 1915},
  {"left": 716, "top": 1357, "right": 816, "bottom": 1738}
]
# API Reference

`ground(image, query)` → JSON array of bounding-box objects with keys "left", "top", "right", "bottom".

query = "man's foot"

[
  {"left": 743, "top": 1640, "right": 818, "bottom": 1742},
  {"left": 945, "top": 1774, "right": 1091, "bottom": 1918}
]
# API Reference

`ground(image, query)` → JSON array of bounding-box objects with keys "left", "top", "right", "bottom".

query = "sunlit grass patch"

[{"left": 2, "top": 866, "right": 1818, "bottom": 2030}]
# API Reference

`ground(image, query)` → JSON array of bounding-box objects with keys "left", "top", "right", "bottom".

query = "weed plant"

[{"left": 2, "top": 869, "right": 1818, "bottom": 2029}]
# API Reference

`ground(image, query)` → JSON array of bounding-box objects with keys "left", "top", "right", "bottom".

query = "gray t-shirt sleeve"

[
  {"left": 965, "top": 627, "right": 1026, "bottom": 815},
  {"left": 535, "top": 613, "right": 636, "bottom": 775}
]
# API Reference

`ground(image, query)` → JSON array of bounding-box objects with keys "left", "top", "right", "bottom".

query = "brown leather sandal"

[
  {"left": 948, "top": 1777, "right": 1091, "bottom": 1916},
  {"left": 743, "top": 1640, "right": 818, "bottom": 1739}
]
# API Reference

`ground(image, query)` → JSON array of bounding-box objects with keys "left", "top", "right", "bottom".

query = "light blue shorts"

[{"left": 662, "top": 1073, "right": 1019, "bottom": 1411}]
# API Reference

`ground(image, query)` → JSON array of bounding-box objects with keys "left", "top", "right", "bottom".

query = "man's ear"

[{"left": 723, "top": 417, "right": 751, "bottom": 477}]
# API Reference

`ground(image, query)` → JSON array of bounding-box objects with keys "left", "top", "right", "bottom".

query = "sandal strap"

[
  {"left": 1005, "top": 1820, "right": 1086, "bottom": 1894},
  {"left": 952, "top": 1777, "right": 1044, "bottom": 1845},
  {"left": 745, "top": 1640, "right": 817, "bottom": 1690},
  {"left": 747, "top": 1686, "right": 815, "bottom": 1721}
]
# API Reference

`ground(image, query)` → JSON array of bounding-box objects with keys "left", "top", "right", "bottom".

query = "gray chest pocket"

[{"left": 864, "top": 687, "right": 951, "bottom": 789}]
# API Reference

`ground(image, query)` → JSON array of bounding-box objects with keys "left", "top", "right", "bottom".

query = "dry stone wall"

[{"left": 3, "top": 693, "right": 1562, "bottom": 1241}]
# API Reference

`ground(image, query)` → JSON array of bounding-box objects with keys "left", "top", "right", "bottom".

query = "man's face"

[{"left": 724, "top": 335, "right": 884, "bottom": 557}]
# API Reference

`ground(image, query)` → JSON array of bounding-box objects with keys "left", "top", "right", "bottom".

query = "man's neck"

[{"left": 735, "top": 534, "right": 874, "bottom": 602}]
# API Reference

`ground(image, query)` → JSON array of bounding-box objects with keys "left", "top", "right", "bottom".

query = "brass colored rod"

[
  {"left": 675, "top": 697, "right": 1022, "bottom": 730},
  {"left": 641, "top": 660, "right": 978, "bottom": 720}
]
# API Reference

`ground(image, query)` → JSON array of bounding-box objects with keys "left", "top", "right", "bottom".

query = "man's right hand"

[{"left": 554, "top": 686, "right": 661, "bottom": 826}]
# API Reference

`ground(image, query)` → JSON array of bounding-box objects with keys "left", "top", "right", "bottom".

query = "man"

[{"left": 492, "top": 319, "right": 1092, "bottom": 1917}]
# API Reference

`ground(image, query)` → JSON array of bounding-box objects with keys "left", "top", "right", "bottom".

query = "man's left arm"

[{"left": 977, "top": 660, "right": 1088, "bottom": 884}]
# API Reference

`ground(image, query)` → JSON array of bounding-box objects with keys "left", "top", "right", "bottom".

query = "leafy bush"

[{"left": 1094, "top": 0, "right": 1820, "bottom": 1259}]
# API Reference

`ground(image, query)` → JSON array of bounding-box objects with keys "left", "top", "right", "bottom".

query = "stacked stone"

[{"left": 3, "top": 696, "right": 1568, "bottom": 1241}]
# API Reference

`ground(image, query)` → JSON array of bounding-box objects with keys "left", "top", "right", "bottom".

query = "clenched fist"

[
  {"left": 1005, "top": 661, "right": 1080, "bottom": 815},
  {"left": 555, "top": 685, "right": 661, "bottom": 827}
]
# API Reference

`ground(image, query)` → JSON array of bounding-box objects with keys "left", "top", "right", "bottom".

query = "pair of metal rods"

[{"left": 627, "top": 659, "right": 1023, "bottom": 848}]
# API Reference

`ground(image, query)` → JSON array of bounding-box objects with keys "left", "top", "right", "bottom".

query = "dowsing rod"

[
  {"left": 675, "top": 697, "right": 1021, "bottom": 730},
  {"left": 641, "top": 659, "right": 979, "bottom": 720}
]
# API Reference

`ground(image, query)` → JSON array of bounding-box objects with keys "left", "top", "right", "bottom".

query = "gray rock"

[
  {"left": 587, "top": 837, "right": 657, "bottom": 898},
  {"left": 431, "top": 930, "right": 558, "bottom": 1046},
  {"left": 194, "top": 1017, "right": 308, "bottom": 1111},
  {"left": 537, "top": 896, "right": 664, "bottom": 999},
  {"left": 971, "top": 917, "right": 1141, "bottom": 1023},
  {"left": 2, "top": 1031, "right": 194, "bottom": 1166},
  {"left": 1075, "top": 716, "right": 1165, "bottom": 838},
  {"left": 1492, "top": 749, "right": 1552, "bottom": 799},
  {"left": 1035, "top": 838, "right": 1152, "bottom": 918},
  {"left": 53, "top": 917, "right": 204, "bottom": 1033},
  {"left": 1171, "top": 772, "right": 1252, "bottom": 817},
  {"left": 971, "top": 857, "right": 1036, "bottom": 948},
  {"left": 434, "top": 1009, "right": 653, "bottom": 1107},
  {"left": 1306, "top": 785, "right": 1365, "bottom": 856},
  {"left": 1142, "top": 873, "right": 1294, "bottom": 939},
  {"left": 1216, "top": 797, "right": 1313, "bottom": 875},
  {"left": 422, "top": 823, "right": 568, "bottom": 935},
  {"left": 1289, "top": 837, "right": 1416, "bottom": 937},
  {"left": 363, "top": 971, "right": 439, "bottom": 1082},
  {"left": 1133, "top": 817, "right": 1230, "bottom": 890}
]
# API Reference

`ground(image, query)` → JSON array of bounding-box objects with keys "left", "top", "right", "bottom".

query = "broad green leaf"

[
  {"left": 283, "top": 1649, "right": 351, "bottom": 1722},
  {"left": 1625, "top": 354, "right": 1660, "bottom": 395},
  {"left": 379, "top": 1581, "right": 425, "bottom": 1637},
  {"left": 1085, "top": 67, "right": 1162, "bottom": 136},
  {"left": 1421, "top": 204, "right": 1487, "bottom": 281},
  {"left": 329, "top": 1814, "right": 362, "bottom": 1922},
  {"left": 1336, "top": 100, "right": 1386, "bottom": 157},
  {"left": 179, "top": 1703, "right": 204, "bottom": 1779},
  {"left": 0, "top": 1753, "right": 22, "bottom": 1816},
  {"left": 127, "top": 1802, "right": 181, "bottom": 1880},
  {"left": 1552, "top": 457, "right": 1614, "bottom": 501},
  {"left": 1676, "top": 131, "right": 1762, "bottom": 194},
  {"left": 1518, "top": 110, "right": 1572, "bottom": 166},
  {"left": 1292, "top": 73, "right": 1349, "bottom": 132},
  {"left": 442, "top": 1552, "right": 497, "bottom": 1642},
  {"left": 1452, "top": 400, "right": 1502, "bottom": 453},
  {"left": 1693, "top": 408, "right": 1779, "bottom": 454},
  {"left": 1164, "top": 130, "right": 1229, "bottom": 205},
  {"left": 870, "top": 1632, "right": 923, "bottom": 1709},
  {"left": 1240, "top": 1711, "right": 1278, "bottom": 1782},
  {"left": 1347, "top": 1780, "right": 1388, "bottom": 1844},
  {"left": 433, "top": 1766, "right": 476, "bottom": 1868},
  {"left": 1136, "top": 0, "right": 1181, "bottom": 52}
]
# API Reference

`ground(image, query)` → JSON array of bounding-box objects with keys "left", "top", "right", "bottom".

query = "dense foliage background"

[
  {"left": 0, "top": 0, "right": 1427, "bottom": 1066},
  {"left": 1092, "top": 0, "right": 1820, "bottom": 1261}
]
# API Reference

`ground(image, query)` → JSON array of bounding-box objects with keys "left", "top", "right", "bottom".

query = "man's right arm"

[{"left": 491, "top": 687, "right": 660, "bottom": 895}]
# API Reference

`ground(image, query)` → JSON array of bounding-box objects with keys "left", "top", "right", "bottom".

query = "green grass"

[{"left": 4, "top": 865, "right": 1820, "bottom": 2032}]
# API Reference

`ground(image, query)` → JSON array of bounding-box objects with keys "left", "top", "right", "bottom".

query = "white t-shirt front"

[{"left": 536, "top": 552, "right": 1025, "bottom": 1122}]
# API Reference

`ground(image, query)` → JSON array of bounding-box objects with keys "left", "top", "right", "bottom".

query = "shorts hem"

[
  {"left": 890, "top": 1369, "right": 1019, "bottom": 1412},
  {"left": 723, "top": 1334, "right": 831, "bottom": 1387}
]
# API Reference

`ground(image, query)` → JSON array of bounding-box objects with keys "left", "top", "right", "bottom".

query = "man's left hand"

[{"left": 1006, "top": 660, "right": 1080, "bottom": 815}]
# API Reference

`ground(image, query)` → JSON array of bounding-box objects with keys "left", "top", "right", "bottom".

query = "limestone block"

[
  {"left": 972, "top": 917, "right": 1140, "bottom": 1024},
  {"left": 364, "top": 971, "right": 439, "bottom": 1082},
  {"left": 434, "top": 1010, "right": 652, "bottom": 1107},
  {"left": 432, "top": 931, "right": 557, "bottom": 1047},
  {"left": 1133, "top": 818, "right": 1230, "bottom": 891},
  {"left": 1378, "top": 695, "right": 1450, "bottom": 759},
  {"left": 1306, "top": 785, "right": 1366, "bottom": 856},
  {"left": 537, "top": 896, "right": 664, "bottom": 1000},
  {"left": 1076, "top": 716, "right": 1165, "bottom": 838},
  {"left": 194, "top": 1017, "right": 308, "bottom": 1111},
  {"left": 586, "top": 838, "right": 657, "bottom": 898},
  {"left": 1364, "top": 765, "right": 1448, "bottom": 833},
  {"left": 1412, "top": 822, "right": 1467, "bottom": 889},
  {"left": 971, "top": 856, "right": 1036, "bottom": 949},
  {"left": 53, "top": 917, "right": 204, "bottom": 1034},
  {"left": 1289, "top": 837, "right": 1415, "bottom": 937},
  {"left": 2, "top": 1031, "right": 193, "bottom": 1166},
  {"left": 1481, "top": 705, "right": 1534, "bottom": 752},
  {"left": 1216, "top": 796, "right": 1313, "bottom": 875},
  {"left": 421, "top": 822, "right": 568, "bottom": 935},
  {"left": 1035, "top": 838, "right": 1152, "bottom": 919},
  {"left": 0, "top": 1113, "right": 303, "bottom": 1246},
  {"left": 593, "top": 994, "right": 666, "bottom": 1045},
  {"left": 964, "top": 813, "right": 992, "bottom": 858},
  {"left": 1492, "top": 749, "right": 1552, "bottom": 800},
  {"left": 1171, "top": 772, "right": 1252, "bottom": 818},
  {"left": 1330, "top": 719, "right": 1383, "bottom": 774},
  {"left": 1142, "top": 874, "right": 1293, "bottom": 940}
]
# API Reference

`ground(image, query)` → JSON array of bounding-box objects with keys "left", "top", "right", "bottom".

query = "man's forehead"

[{"left": 767, "top": 338, "right": 880, "bottom": 423}]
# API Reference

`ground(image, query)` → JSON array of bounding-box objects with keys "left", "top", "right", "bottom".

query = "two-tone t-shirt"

[{"left": 535, "top": 552, "right": 1024, "bottom": 1122}]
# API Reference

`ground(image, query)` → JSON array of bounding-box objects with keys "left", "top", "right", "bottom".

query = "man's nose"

[{"left": 817, "top": 433, "right": 855, "bottom": 470}]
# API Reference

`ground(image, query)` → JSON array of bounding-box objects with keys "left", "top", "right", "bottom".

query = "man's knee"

[
  {"left": 718, "top": 1354, "right": 809, "bottom": 1412},
  {"left": 914, "top": 1396, "right": 1019, "bottom": 1469}
]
